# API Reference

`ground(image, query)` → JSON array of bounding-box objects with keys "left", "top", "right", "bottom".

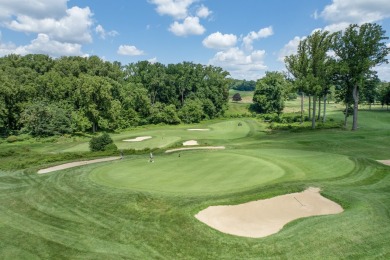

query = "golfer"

[{"left": 149, "top": 152, "right": 154, "bottom": 162}]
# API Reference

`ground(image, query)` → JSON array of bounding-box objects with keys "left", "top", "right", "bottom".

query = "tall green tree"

[
  {"left": 285, "top": 38, "right": 310, "bottom": 123},
  {"left": 332, "top": 23, "right": 390, "bottom": 130},
  {"left": 252, "top": 71, "right": 289, "bottom": 116}
]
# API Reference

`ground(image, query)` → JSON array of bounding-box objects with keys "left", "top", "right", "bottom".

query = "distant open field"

[{"left": 1, "top": 99, "right": 390, "bottom": 259}]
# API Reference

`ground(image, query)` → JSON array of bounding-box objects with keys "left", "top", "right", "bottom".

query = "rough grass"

[{"left": 1, "top": 101, "right": 390, "bottom": 259}]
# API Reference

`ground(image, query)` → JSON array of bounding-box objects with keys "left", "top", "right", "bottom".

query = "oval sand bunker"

[
  {"left": 123, "top": 136, "right": 152, "bottom": 142},
  {"left": 195, "top": 187, "right": 343, "bottom": 238}
]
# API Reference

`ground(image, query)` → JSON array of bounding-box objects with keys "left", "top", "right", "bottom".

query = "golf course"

[{"left": 1, "top": 99, "right": 390, "bottom": 259}]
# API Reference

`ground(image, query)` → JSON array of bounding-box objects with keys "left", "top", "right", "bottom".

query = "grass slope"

[{"left": 1, "top": 102, "right": 390, "bottom": 259}]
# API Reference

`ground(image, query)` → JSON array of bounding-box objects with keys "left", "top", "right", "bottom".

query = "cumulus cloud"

[
  {"left": 202, "top": 32, "right": 237, "bottom": 49},
  {"left": 95, "top": 24, "right": 119, "bottom": 39},
  {"left": 169, "top": 16, "right": 205, "bottom": 36},
  {"left": 0, "top": 33, "right": 83, "bottom": 56},
  {"left": 197, "top": 5, "right": 212, "bottom": 18},
  {"left": 209, "top": 47, "right": 267, "bottom": 80},
  {"left": 0, "top": 0, "right": 68, "bottom": 20},
  {"left": 148, "top": 57, "right": 158, "bottom": 63},
  {"left": 149, "top": 0, "right": 195, "bottom": 19},
  {"left": 117, "top": 45, "right": 145, "bottom": 56},
  {"left": 320, "top": 0, "right": 390, "bottom": 24},
  {"left": 278, "top": 36, "right": 306, "bottom": 62},
  {"left": 243, "top": 26, "right": 273, "bottom": 51},
  {"left": 3, "top": 6, "right": 93, "bottom": 44}
]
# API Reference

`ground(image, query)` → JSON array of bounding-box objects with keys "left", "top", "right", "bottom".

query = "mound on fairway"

[
  {"left": 165, "top": 146, "right": 225, "bottom": 153},
  {"left": 89, "top": 149, "right": 354, "bottom": 195},
  {"left": 195, "top": 187, "right": 343, "bottom": 238}
]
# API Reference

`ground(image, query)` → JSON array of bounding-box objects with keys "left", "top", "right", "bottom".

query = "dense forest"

[{"left": 0, "top": 55, "right": 230, "bottom": 136}]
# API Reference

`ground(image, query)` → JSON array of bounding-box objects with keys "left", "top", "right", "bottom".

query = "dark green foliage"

[
  {"left": 229, "top": 79, "right": 256, "bottom": 91},
  {"left": 232, "top": 93, "right": 242, "bottom": 101},
  {"left": 0, "top": 55, "right": 230, "bottom": 135},
  {"left": 178, "top": 99, "right": 204, "bottom": 123},
  {"left": 251, "top": 71, "right": 289, "bottom": 115},
  {"left": 20, "top": 102, "right": 73, "bottom": 137},
  {"left": 89, "top": 133, "right": 114, "bottom": 152}
]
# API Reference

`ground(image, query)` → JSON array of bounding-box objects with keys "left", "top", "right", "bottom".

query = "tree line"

[
  {"left": 283, "top": 23, "right": 390, "bottom": 130},
  {"left": 0, "top": 55, "right": 230, "bottom": 136}
]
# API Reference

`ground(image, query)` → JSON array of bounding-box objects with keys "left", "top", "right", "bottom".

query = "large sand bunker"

[
  {"left": 38, "top": 157, "right": 121, "bottom": 174},
  {"left": 123, "top": 136, "right": 152, "bottom": 142},
  {"left": 195, "top": 187, "right": 343, "bottom": 238}
]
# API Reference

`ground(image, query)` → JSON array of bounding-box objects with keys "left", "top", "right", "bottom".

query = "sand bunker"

[
  {"left": 187, "top": 128, "right": 210, "bottom": 131},
  {"left": 123, "top": 136, "right": 152, "bottom": 142},
  {"left": 195, "top": 187, "right": 343, "bottom": 238},
  {"left": 183, "top": 140, "right": 199, "bottom": 146},
  {"left": 37, "top": 157, "right": 121, "bottom": 174},
  {"left": 165, "top": 146, "right": 225, "bottom": 153},
  {"left": 377, "top": 160, "right": 390, "bottom": 166}
]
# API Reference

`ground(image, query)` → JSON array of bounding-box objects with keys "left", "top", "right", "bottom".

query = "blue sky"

[{"left": 0, "top": 0, "right": 389, "bottom": 81}]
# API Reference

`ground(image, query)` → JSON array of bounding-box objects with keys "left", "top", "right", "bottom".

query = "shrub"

[
  {"left": 104, "top": 143, "right": 118, "bottom": 151},
  {"left": 6, "top": 135, "right": 18, "bottom": 143},
  {"left": 89, "top": 133, "right": 114, "bottom": 152}
]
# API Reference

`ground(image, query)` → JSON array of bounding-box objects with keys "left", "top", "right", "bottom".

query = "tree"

[
  {"left": 232, "top": 93, "right": 242, "bottom": 102},
  {"left": 332, "top": 23, "right": 390, "bottom": 130},
  {"left": 89, "top": 133, "right": 115, "bottom": 152},
  {"left": 20, "top": 102, "right": 72, "bottom": 136},
  {"left": 285, "top": 38, "right": 310, "bottom": 123},
  {"left": 251, "top": 71, "right": 288, "bottom": 116}
]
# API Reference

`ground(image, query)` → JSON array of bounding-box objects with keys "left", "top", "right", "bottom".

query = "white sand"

[
  {"left": 37, "top": 157, "right": 121, "bottom": 174},
  {"left": 377, "top": 160, "right": 390, "bottom": 166},
  {"left": 187, "top": 129, "right": 210, "bottom": 131},
  {"left": 165, "top": 146, "right": 225, "bottom": 153},
  {"left": 195, "top": 187, "right": 343, "bottom": 238},
  {"left": 123, "top": 136, "right": 152, "bottom": 142},
  {"left": 183, "top": 140, "right": 199, "bottom": 146}
]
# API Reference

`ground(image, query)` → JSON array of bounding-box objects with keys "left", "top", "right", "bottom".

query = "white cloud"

[
  {"left": 148, "top": 57, "right": 158, "bottom": 63},
  {"left": 243, "top": 26, "right": 273, "bottom": 51},
  {"left": 117, "top": 45, "right": 145, "bottom": 56},
  {"left": 149, "top": 0, "right": 195, "bottom": 19},
  {"left": 169, "top": 16, "right": 205, "bottom": 36},
  {"left": 320, "top": 0, "right": 390, "bottom": 24},
  {"left": 4, "top": 6, "right": 93, "bottom": 44},
  {"left": 0, "top": 0, "right": 68, "bottom": 20},
  {"left": 95, "top": 24, "right": 118, "bottom": 39},
  {"left": 209, "top": 47, "right": 267, "bottom": 80},
  {"left": 0, "top": 33, "right": 83, "bottom": 56},
  {"left": 278, "top": 36, "right": 305, "bottom": 62},
  {"left": 197, "top": 5, "right": 212, "bottom": 18},
  {"left": 202, "top": 32, "right": 237, "bottom": 49}
]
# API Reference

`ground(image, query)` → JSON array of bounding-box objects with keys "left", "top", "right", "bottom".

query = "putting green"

[{"left": 89, "top": 149, "right": 355, "bottom": 195}]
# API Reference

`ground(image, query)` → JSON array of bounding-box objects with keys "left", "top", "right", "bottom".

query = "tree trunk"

[
  {"left": 300, "top": 91, "right": 304, "bottom": 124},
  {"left": 308, "top": 95, "right": 311, "bottom": 120},
  {"left": 317, "top": 96, "right": 321, "bottom": 121},
  {"left": 323, "top": 93, "right": 327, "bottom": 123},
  {"left": 344, "top": 103, "right": 349, "bottom": 128},
  {"left": 352, "top": 84, "right": 359, "bottom": 131},
  {"left": 312, "top": 95, "right": 316, "bottom": 129}
]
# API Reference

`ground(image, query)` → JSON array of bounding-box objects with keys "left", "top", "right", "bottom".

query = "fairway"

[{"left": 89, "top": 149, "right": 355, "bottom": 194}]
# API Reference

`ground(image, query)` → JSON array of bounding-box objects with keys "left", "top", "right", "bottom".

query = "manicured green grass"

[
  {"left": 1, "top": 104, "right": 390, "bottom": 258},
  {"left": 89, "top": 149, "right": 354, "bottom": 195}
]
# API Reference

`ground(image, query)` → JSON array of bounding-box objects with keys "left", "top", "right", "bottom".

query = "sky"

[{"left": 0, "top": 0, "right": 389, "bottom": 81}]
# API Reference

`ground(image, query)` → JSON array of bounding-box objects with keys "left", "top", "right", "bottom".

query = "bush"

[
  {"left": 6, "top": 135, "right": 18, "bottom": 143},
  {"left": 89, "top": 133, "right": 114, "bottom": 152},
  {"left": 104, "top": 143, "right": 118, "bottom": 151}
]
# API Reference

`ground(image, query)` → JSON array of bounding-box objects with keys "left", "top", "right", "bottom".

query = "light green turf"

[
  {"left": 89, "top": 149, "right": 354, "bottom": 195},
  {"left": 63, "top": 119, "right": 251, "bottom": 152}
]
